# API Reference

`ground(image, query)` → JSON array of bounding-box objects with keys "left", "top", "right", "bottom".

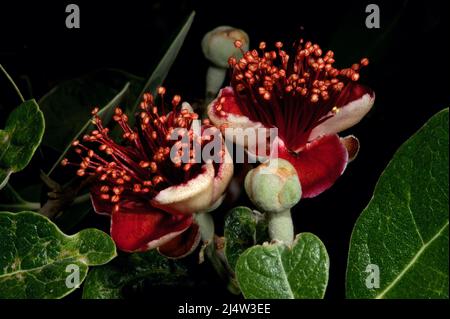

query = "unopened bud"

[
  {"left": 245, "top": 158, "right": 301, "bottom": 214},
  {"left": 202, "top": 26, "right": 249, "bottom": 68}
]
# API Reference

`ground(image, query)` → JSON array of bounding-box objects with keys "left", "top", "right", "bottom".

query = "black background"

[{"left": 0, "top": 0, "right": 449, "bottom": 300}]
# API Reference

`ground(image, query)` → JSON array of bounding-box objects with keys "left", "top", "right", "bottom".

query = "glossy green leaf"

[
  {"left": 224, "top": 206, "right": 269, "bottom": 271},
  {"left": 0, "top": 211, "right": 117, "bottom": 298},
  {"left": 0, "top": 100, "right": 45, "bottom": 189},
  {"left": 82, "top": 250, "right": 188, "bottom": 299},
  {"left": 236, "top": 233, "right": 329, "bottom": 299},
  {"left": 346, "top": 108, "right": 449, "bottom": 299},
  {"left": 130, "top": 11, "right": 195, "bottom": 112}
]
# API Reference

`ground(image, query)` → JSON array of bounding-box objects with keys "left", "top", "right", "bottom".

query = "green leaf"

[
  {"left": 82, "top": 250, "right": 188, "bottom": 299},
  {"left": 346, "top": 108, "right": 449, "bottom": 299},
  {"left": 39, "top": 69, "right": 143, "bottom": 154},
  {"left": 224, "top": 206, "right": 269, "bottom": 271},
  {"left": 0, "top": 100, "right": 45, "bottom": 189},
  {"left": 0, "top": 211, "right": 117, "bottom": 298},
  {"left": 235, "top": 233, "right": 329, "bottom": 299},
  {"left": 130, "top": 11, "right": 195, "bottom": 112}
]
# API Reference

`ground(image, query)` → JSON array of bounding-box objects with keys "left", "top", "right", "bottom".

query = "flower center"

[
  {"left": 228, "top": 39, "right": 369, "bottom": 151},
  {"left": 62, "top": 89, "right": 220, "bottom": 212}
]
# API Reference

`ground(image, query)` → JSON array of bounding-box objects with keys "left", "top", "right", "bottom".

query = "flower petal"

[
  {"left": 309, "top": 84, "right": 375, "bottom": 140},
  {"left": 158, "top": 223, "right": 201, "bottom": 259},
  {"left": 207, "top": 87, "right": 264, "bottom": 134},
  {"left": 90, "top": 186, "right": 114, "bottom": 216},
  {"left": 340, "top": 135, "right": 360, "bottom": 162},
  {"left": 151, "top": 163, "right": 215, "bottom": 215},
  {"left": 278, "top": 134, "right": 349, "bottom": 198},
  {"left": 110, "top": 200, "right": 193, "bottom": 252},
  {"left": 212, "top": 144, "right": 234, "bottom": 201}
]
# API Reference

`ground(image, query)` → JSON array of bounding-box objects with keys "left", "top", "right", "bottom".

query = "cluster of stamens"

[
  {"left": 62, "top": 88, "right": 220, "bottom": 212},
  {"left": 224, "top": 39, "right": 369, "bottom": 150}
]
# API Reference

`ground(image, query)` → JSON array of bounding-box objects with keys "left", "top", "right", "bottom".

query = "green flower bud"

[
  {"left": 245, "top": 158, "right": 302, "bottom": 215},
  {"left": 202, "top": 26, "right": 249, "bottom": 68}
]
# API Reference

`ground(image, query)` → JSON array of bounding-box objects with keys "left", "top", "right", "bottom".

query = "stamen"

[
  {"left": 64, "top": 91, "right": 220, "bottom": 210},
  {"left": 228, "top": 38, "right": 369, "bottom": 150}
]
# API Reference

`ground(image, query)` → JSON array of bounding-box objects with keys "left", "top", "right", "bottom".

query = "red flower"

[
  {"left": 63, "top": 89, "right": 233, "bottom": 257},
  {"left": 208, "top": 39, "right": 375, "bottom": 198}
]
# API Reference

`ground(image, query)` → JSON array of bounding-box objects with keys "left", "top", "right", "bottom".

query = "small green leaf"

[
  {"left": 236, "top": 233, "right": 329, "bottom": 299},
  {"left": 224, "top": 206, "right": 268, "bottom": 271},
  {"left": 131, "top": 11, "right": 195, "bottom": 112},
  {"left": 82, "top": 250, "right": 188, "bottom": 299},
  {"left": 0, "top": 100, "right": 45, "bottom": 189},
  {"left": 0, "top": 211, "right": 117, "bottom": 299},
  {"left": 346, "top": 108, "right": 449, "bottom": 299}
]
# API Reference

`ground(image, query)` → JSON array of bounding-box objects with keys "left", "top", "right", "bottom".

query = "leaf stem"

[
  {"left": 0, "top": 64, "right": 25, "bottom": 103},
  {"left": 73, "top": 193, "right": 90, "bottom": 205},
  {"left": 195, "top": 212, "right": 239, "bottom": 294},
  {"left": 0, "top": 201, "right": 41, "bottom": 211},
  {"left": 195, "top": 212, "right": 215, "bottom": 245}
]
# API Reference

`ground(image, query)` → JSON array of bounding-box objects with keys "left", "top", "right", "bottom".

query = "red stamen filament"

[
  {"left": 226, "top": 39, "right": 369, "bottom": 151},
  {"left": 62, "top": 88, "right": 223, "bottom": 212}
]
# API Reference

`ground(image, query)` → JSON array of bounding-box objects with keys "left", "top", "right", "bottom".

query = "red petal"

[
  {"left": 90, "top": 186, "right": 113, "bottom": 216},
  {"left": 213, "top": 86, "right": 244, "bottom": 116},
  {"left": 278, "top": 135, "right": 349, "bottom": 198},
  {"left": 158, "top": 223, "right": 201, "bottom": 259},
  {"left": 340, "top": 135, "right": 360, "bottom": 162},
  {"left": 309, "top": 84, "right": 375, "bottom": 140},
  {"left": 110, "top": 200, "right": 193, "bottom": 252}
]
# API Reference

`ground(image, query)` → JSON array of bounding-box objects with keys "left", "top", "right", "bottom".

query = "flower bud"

[
  {"left": 202, "top": 26, "right": 249, "bottom": 68},
  {"left": 245, "top": 158, "right": 301, "bottom": 214}
]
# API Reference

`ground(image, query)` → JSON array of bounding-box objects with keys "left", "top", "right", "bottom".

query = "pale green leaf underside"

[{"left": 346, "top": 108, "right": 449, "bottom": 299}]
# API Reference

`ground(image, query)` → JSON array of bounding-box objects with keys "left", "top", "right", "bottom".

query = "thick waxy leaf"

[
  {"left": 0, "top": 211, "right": 117, "bottom": 298},
  {"left": 131, "top": 11, "right": 195, "bottom": 112},
  {"left": 0, "top": 100, "right": 45, "bottom": 189},
  {"left": 224, "top": 206, "right": 268, "bottom": 271},
  {"left": 346, "top": 108, "right": 449, "bottom": 299},
  {"left": 236, "top": 233, "right": 329, "bottom": 299},
  {"left": 82, "top": 250, "right": 188, "bottom": 299}
]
